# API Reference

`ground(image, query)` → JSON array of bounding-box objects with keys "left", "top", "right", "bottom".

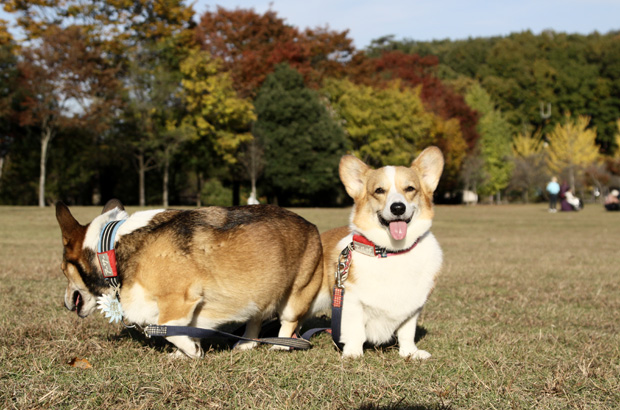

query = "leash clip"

[{"left": 335, "top": 243, "right": 353, "bottom": 289}]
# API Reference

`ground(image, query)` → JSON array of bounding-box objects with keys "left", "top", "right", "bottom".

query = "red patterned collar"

[{"left": 352, "top": 232, "right": 426, "bottom": 258}]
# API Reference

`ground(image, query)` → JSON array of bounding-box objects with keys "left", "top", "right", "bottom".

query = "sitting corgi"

[
  {"left": 55, "top": 201, "right": 323, "bottom": 358},
  {"left": 316, "top": 147, "right": 444, "bottom": 359}
]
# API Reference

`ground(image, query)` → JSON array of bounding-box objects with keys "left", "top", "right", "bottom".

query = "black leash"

[{"left": 144, "top": 324, "right": 313, "bottom": 350}]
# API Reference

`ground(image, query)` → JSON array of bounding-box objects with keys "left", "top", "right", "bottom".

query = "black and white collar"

[{"left": 96, "top": 220, "right": 126, "bottom": 288}]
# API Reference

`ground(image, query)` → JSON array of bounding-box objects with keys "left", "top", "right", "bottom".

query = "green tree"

[
  {"left": 465, "top": 83, "right": 513, "bottom": 201},
  {"left": 254, "top": 64, "right": 348, "bottom": 205},
  {"left": 322, "top": 78, "right": 436, "bottom": 167},
  {"left": 117, "top": 37, "right": 196, "bottom": 207},
  {"left": 0, "top": 20, "right": 17, "bottom": 185},
  {"left": 323, "top": 77, "right": 467, "bottom": 192},
  {"left": 546, "top": 114, "right": 600, "bottom": 192},
  {"left": 386, "top": 31, "right": 620, "bottom": 152}
]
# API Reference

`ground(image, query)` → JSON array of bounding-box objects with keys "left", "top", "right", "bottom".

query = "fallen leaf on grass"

[{"left": 68, "top": 357, "right": 92, "bottom": 369}]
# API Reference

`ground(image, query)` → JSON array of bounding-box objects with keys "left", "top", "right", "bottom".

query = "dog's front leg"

[
  {"left": 339, "top": 296, "right": 366, "bottom": 358},
  {"left": 396, "top": 310, "right": 430, "bottom": 360}
]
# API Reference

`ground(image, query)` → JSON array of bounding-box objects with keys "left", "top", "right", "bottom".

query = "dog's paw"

[
  {"left": 169, "top": 346, "right": 204, "bottom": 359},
  {"left": 269, "top": 344, "right": 292, "bottom": 352},
  {"left": 234, "top": 341, "right": 259, "bottom": 351},
  {"left": 400, "top": 349, "right": 431, "bottom": 360},
  {"left": 169, "top": 350, "right": 189, "bottom": 359},
  {"left": 169, "top": 348, "right": 203, "bottom": 359},
  {"left": 342, "top": 345, "right": 364, "bottom": 359}
]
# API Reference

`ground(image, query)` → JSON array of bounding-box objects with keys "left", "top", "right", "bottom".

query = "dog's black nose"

[{"left": 390, "top": 202, "right": 406, "bottom": 216}]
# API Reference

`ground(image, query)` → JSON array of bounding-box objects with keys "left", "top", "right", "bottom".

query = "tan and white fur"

[
  {"left": 56, "top": 200, "right": 323, "bottom": 358},
  {"left": 315, "top": 146, "right": 444, "bottom": 359}
]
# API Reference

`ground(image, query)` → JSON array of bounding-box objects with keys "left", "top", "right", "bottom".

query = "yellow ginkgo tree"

[
  {"left": 180, "top": 49, "right": 256, "bottom": 165},
  {"left": 179, "top": 49, "right": 256, "bottom": 205},
  {"left": 545, "top": 114, "right": 600, "bottom": 192}
]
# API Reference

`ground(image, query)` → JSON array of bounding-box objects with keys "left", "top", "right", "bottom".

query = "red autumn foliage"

[
  {"left": 194, "top": 6, "right": 356, "bottom": 98},
  {"left": 17, "top": 25, "right": 120, "bottom": 132}
]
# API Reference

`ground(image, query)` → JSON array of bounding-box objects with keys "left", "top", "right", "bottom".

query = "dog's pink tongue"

[{"left": 389, "top": 221, "right": 408, "bottom": 240}]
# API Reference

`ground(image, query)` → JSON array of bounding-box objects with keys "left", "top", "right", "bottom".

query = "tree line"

[{"left": 0, "top": 1, "right": 618, "bottom": 207}]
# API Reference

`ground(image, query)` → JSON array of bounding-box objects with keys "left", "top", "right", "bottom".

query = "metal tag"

[
  {"left": 97, "top": 250, "right": 117, "bottom": 278},
  {"left": 353, "top": 241, "right": 375, "bottom": 257}
]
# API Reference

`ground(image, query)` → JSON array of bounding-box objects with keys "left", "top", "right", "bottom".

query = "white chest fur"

[{"left": 342, "top": 233, "right": 442, "bottom": 345}]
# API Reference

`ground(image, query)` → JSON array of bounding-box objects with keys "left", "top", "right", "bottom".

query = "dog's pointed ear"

[
  {"left": 56, "top": 201, "right": 85, "bottom": 247},
  {"left": 411, "top": 146, "right": 444, "bottom": 192},
  {"left": 339, "top": 155, "right": 370, "bottom": 199},
  {"left": 101, "top": 199, "right": 124, "bottom": 214}
]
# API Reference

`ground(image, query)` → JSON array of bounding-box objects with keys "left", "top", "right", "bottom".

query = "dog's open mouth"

[
  {"left": 378, "top": 214, "right": 411, "bottom": 240},
  {"left": 72, "top": 290, "right": 83, "bottom": 314}
]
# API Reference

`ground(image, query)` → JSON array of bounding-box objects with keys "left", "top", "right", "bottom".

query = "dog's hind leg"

[
  {"left": 158, "top": 298, "right": 204, "bottom": 359},
  {"left": 269, "top": 310, "right": 300, "bottom": 351},
  {"left": 166, "top": 333, "right": 203, "bottom": 359},
  {"left": 278, "top": 232, "right": 324, "bottom": 342}
]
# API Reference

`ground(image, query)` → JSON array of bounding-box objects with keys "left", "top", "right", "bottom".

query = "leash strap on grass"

[
  {"left": 300, "top": 286, "right": 344, "bottom": 350},
  {"left": 144, "top": 324, "right": 313, "bottom": 350}
]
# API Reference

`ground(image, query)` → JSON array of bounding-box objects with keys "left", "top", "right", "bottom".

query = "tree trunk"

[
  {"left": 251, "top": 177, "right": 257, "bottom": 200},
  {"left": 39, "top": 127, "right": 53, "bottom": 207},
  {"left": 569, "top": 167, "right": 576, "bottom": 193},
  {"left": 196, "top": 170, "right": 203, "bottom": 207},
  {"left": 138, "top": 152, "right": 146, "bottom": 207},
  {"left": 162, "top": 152, "right": 169, "bottom": 207},
  {"left": 0, "top": 156, "right": 4, "bottom": 183},
  {"left": 232, "top": 179, "right": 240, "bottom": 206}
]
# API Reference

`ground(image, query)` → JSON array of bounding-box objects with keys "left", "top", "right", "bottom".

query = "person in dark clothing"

[
  {"left": 560, "top": 183, "right": 582, "bottom": 211},
  {"left": 604, "top": 189, "right": 620, "bottom": 211}
]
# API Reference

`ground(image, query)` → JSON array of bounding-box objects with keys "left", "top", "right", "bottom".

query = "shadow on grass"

[
  {"left": 359, "top": 404, "right": 451, "bottom": 410},
  {"left": 109, "top": 315, "right": 429, "bottom": 355},
  {"left": 113, "top": 324, "right": 244, "bottom": 353}
]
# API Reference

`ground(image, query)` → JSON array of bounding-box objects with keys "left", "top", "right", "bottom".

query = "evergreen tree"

[{"left": 254, "top": 64, "right": 348, "bottom": 205}]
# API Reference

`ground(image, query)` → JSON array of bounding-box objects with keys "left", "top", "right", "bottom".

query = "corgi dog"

[
  {"left": 315, "top": 146, "right": 444, "bottom": 359},
  {"left": 55, "top": 200, "right": 323, "bottom": 358}
]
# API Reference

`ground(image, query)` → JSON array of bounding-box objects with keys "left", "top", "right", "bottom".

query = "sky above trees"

[
  {"left": 2, "top": 1, "right": 620, "bottom": 48},
  {"left": 190, "top": 0, "right": 620, "bottom": 48}
]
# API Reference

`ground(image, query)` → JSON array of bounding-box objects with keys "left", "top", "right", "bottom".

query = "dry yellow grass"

[{"left": 0, "top": 204, "right": 618, "bottom": 409}]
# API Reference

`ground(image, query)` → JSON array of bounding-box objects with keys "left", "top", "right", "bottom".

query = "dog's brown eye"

[
  {"left": 405, "top": 186, "right": 415, "bottom": 193},
  {"left": 375, "top": 187, "right": 385, "bottom": 195}
]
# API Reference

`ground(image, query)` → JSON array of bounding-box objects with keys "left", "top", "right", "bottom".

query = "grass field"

[{"left": 0, "top": 204, "right": 619, "bottom": 409}]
